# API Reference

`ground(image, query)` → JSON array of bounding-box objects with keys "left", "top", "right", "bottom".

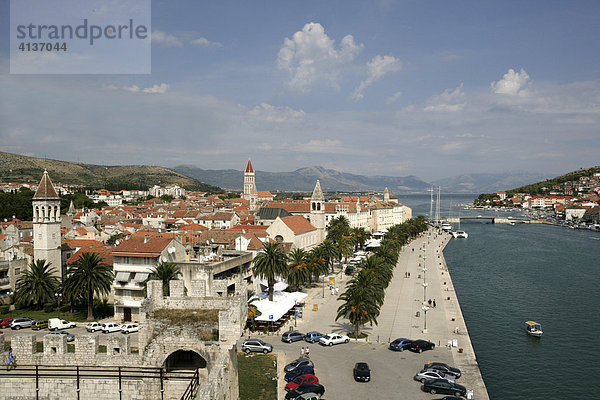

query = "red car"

[
  {"left": 0, "top": 318, "right": 13, "bottom": 329},
  {"left": 285, "top": 374, "right": 319, "bottom": 392}
]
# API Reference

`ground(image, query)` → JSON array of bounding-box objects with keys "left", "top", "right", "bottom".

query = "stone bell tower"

[
  {"left": 310, "top": 180, "right": 325, "bottom": 243},
  {"left": 242, "top": 159, "right": 258, "bottom": 211},
  {"left": 32, "top": 170, "right": 63, "bottom": 277}
]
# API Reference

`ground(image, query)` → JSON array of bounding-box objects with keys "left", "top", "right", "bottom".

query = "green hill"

[
  {"left": 0, "top": 151, "right": 221, "bottom": 192},
  {"left": 507, "top": 166, "right": 600, "bottom": 195}
]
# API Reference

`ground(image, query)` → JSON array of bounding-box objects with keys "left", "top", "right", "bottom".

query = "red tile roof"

[
  {"left": 280, "top": 216, "right": 316, "bottom": 234},
  {"left": 245, "top": 159, "right": 254, "bottom": 173},
  {"left": 112, "top": 236, "right": 174, "bottom": 257},
  {"left": 33, "top": 170, "right": 59, "bottom": 199}
]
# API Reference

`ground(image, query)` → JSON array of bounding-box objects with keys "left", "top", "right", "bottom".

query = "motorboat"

[
  {"left": 452, "top": 230, "right": 468, "bottom": 238},
  {"left": 441, "top": 222, "right": 453, "bottom": 232},
  {"left": 525, "top": 321, "right": 543, "bottom": 337}
]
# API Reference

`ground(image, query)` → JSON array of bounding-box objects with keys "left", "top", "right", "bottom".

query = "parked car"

[
  {"left": 48, "top": 330, "right": 75, "bottom": 342},
  {"left": 304, "top": 331, "right": 325, "bottom": 343},
  {"left": 10, "top": 317, "right": 34, "bottom": 330},
  {"left": 409, "top": 339, "right": 435, "bottom": 353},
  {"left": 102, "top": 323, "right": 122, "bottom": 333},
  {"left": 285, "top": 366, "right": 315, "bottom": 382},
  {"left": 421, "top": 379, "right": 467, "bottom": 397},
  {"left": 0, "top": 318, "right": 13, "bottom": 329},
  {"left": 389, "top": 338, "right": 413, "bottom": 351},
  {"left": 424, "top": 362, "right": 462, "bottom": 379},
  {"left": 242, "top": 338, "right": 273, "bottom": 354},
  {"left": 319, "top": 333, "right": 350, "bottom": 346},
  {"left": 433, "top": 397, "right": 463, "bottom": 400},
  {"left": 353, "top": 362, "right": 371, "bottom": 382},
  {"left": 282, "top": 331, "right": 305, "bottom": 343},
  {"left": 414, "top": 369, "right": 456, "bottom": 384},
  {"left": 86, "top": 322, "right": 105, "bottom": 332},
  {"left": 285, "top": 374, "right": 319, "bottom": 392},
  {"left": 48, "top": 318, "right": 76, "bottom": 331},
  {"left": 284, "top": 383, "right": 325, "bottom": 400},
  {"left": 345, "top": 265, "right": 356, "bottom": 275},
  {"left": 121, "top": 324, "right": 139, "bottom": 334},
  {"left": 284, "top": 358, "right": 315, "bottom": 373},
  {"left": 32, "top": 320, "right": 49, "bottom": 330},
  {"left": 291, "top": 393, "right": 321, "bottom": 400}
]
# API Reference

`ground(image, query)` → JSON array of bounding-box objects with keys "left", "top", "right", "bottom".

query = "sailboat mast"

[
  {"left": 429, "top": 186, "right": 434, "bottom": 223},
  {"left": 436, "top": 186, "right": 441, "bottom": 224}
]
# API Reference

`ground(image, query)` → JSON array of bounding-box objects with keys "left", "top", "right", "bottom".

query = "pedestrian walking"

[
  {"left": 428, "top": 299, "right": 432, "bottom": 306},
  {"left": 433, "top": 299, "right": 436, "bottom": 308},
  {"left": 300, "top": 347, "right": 305, "bottom": 358},
  {"left": 305, "top": 346, "right": 310, "bottom": 358},
  {"left": 6, "top": 348, "right": 15, "bottom": 371}
]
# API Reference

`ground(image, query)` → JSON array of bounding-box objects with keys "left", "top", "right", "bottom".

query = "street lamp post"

[
  {"left": 422, "top": 306, "right": 430, "bottom": 333},
  {"left": 55, "top": 292, "right": 61, "bottom": 316}
]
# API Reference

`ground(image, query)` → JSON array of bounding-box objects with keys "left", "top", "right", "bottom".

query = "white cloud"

[
  {"left": 386, "top": 91, "right": 403, "bottom": 104},
  {"left": 352, "top": 55, "right": 402, "bottom": 100},
  {"left": 191, "top": 37, "right": 222, "bottom": 47},
  {"left": 248, "top": 103, "right": 305, "bottom": 122},
  {"left": 152, "top": 30, "right": 183, "bottom": 47},
  {"left": 424, "top": 83, "right": 466, "bottom": 112},
  {"left": 295, "top": 139, "right": 346, "bottom": 153},
  {"left": 120, "top": 84, "right": 169, "bottom": 94},
  {"left": 142, "top": 83, "right": 169, "bottom": 94},
  {"left": 277, "top": 22, "right": 363, "bottom": 92},
  {"left": 491, "top": 68, "right": 530, "bottom": 95}
]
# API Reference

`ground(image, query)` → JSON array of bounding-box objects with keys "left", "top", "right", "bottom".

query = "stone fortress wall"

[{"left": 1, "top": 279, "right": 246, "bottom": 400}]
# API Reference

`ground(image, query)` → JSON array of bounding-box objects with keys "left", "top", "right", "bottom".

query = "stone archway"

[{"left": 164, "top": 349, "right": 207, "bottom": 372}]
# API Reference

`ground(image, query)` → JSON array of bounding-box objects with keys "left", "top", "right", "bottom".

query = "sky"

[{"left": 1, "top": 0, "right": 599, "bottom": 181}]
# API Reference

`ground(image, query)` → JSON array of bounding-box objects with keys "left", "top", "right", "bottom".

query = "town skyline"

[{"left": 2, "top": 1, "right": 600, "bottom": 181}]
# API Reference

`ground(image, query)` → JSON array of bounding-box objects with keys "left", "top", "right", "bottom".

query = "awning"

[
  {"left": 251, "top": 291, "right": 308, "bottom": 322},
  {"left": 133, "top": 273, "right": 149, "bottom": 282},
  {"left": 115, "top": 272, "right": 130, "bottom": 282}
]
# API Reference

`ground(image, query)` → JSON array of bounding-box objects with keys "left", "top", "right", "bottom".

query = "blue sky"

[{"left": 1, "top": 0, "right": 599, "bottom": 181}]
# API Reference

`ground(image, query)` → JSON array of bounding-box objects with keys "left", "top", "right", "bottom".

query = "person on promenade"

[
  {"left": 428, "top": 299, "right": 432, "bottom": 306},
  {"left": 6, "top": 348, "right": 16, "bottom": 371},
  {"left": 433, "top": 299, "right": 437, "bottom": 308},
  {"left": 300, "top": 347, "right": 305, "bottom": 358},
  {"left": 305, "top": 346, "right": 310, "bottom": 358}
]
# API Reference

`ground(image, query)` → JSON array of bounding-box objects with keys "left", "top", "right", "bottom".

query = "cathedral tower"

[
  {"left": 310, "top": 180, "right": 325, "bottom": 243},
  {"left": 242, "top": 159, "right": 258, "bottom": 211},
  {"left": 32, "top": 170, "right": 63, "bottom": 277}
]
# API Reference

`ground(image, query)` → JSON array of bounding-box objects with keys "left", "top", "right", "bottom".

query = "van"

[{"left": 48, "top": 318, "right": 77, "bottom": 331}]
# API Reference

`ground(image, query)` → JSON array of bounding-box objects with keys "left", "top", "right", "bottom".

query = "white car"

[
  {"left": 121, "top": 324, "right": 139, "bottom": 334},
  {"left": 86, "top": 322, "right": 105, "bottom": 332},
  {"left": 102, "top": 323, "right": 123, "bottom": 333},
  {"left": 319, "top": 333, "right": 350, "bottom": 346}
]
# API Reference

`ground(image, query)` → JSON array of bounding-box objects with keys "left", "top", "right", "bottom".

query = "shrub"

[
  {"left": 43, "top": 303, "right": 55, "bottom": 313},
  {"left": 0, "top": 305, "right": 10, "bottom": 314}
]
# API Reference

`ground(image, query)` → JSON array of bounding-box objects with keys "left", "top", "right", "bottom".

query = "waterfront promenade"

[{"left": 253, "top": 228, "right": 489, "bottom": 399}]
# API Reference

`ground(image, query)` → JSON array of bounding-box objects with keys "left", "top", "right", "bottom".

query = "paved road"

[
  {"left": 243, "top": 229, "right": 489, "bottom": 399},
  {"left": 1, "top": 324, "right": 139, "bottom": 346}
]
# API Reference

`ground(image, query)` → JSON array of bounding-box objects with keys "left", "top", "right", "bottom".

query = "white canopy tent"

[{"left": 250, "top": 290, "right": 307, "bottom": 322}]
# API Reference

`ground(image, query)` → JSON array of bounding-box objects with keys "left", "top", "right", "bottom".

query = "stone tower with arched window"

[
  {"left": 310, "top": 179, "right": 325, "bottom": 243},
  {"left": 242, "top": 159, "right": 258, "bottom": 211},
  {"left": 32, "top": 170, "right": 63, "bottom": 277}
]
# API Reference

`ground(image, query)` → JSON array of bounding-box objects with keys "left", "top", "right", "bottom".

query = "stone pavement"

[{"left": 250, "top": 228, "right": 490, "bottom": 399}]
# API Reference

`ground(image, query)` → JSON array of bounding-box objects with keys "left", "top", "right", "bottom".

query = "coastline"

[{"left": 436, "top": 232, "right": 490, "bottom": 399}]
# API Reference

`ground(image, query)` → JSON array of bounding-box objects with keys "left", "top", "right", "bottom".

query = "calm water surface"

[{"left": 398, "top": 194, "right": 600, "bottom": 399}]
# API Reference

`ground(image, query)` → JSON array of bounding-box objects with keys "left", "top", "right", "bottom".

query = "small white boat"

[
  {"left": 525, "top": 321, "right": 543, "bottom": 337},
  {"left": 441, "top": 222, "right": 453, "bottom": 232},
  {"left": 452, "top": 230, "right": 468, "bottom": 238}
]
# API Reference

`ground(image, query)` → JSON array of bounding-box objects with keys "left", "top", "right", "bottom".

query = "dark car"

[
  {"left": 284, "top": 358, "right": 315, "bottom": 373},
  {"left": 282, "top": 331, "right": 306, "bottom": 343},
  {"left": 424, "top": 362, "right": 462, "bottom": 379},
  {"left": 284, "top": 383, "right": 325, "bottom": 400},
  {"left": 422, "top": 379, "right": 466, "bottom": 397},
  {"left": 353, "top": 362, "right": 371, "bottom": 382},
  {"left": 389, "top": 338, "right": 413, "bottom": 351},
  {"left": 0, "top": 318, "right": 13, "bottom": 329},
  {"left": 285, "top": 365, "right": 315, "bottom": 382},
  {"left": 410, "top": 339, "right": 435, "bottom": 353}
]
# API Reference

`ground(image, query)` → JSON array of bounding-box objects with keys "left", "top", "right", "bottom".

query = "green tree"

[
  {"left": 287, "top": 248, "right": 309, "bottom": 289},
  {"left": 14, "top": 259, "right": 60, "bottom": 310},
  {"left": 64, "top": 252, "right": 113, "bottom": 321},
  {"left": 336, "top": 268, "right": 382, "bottom": 338},
  {"left": 246, "top": 290, "right": 261, "bottom": 331},
  {"left": 253, "top": 242, "right": 288, "bottom": 301},
  {"left": 147, "top": 262, "right": 181, "bottom": 296},
  {"left": 317, "top": 239, "right": 340, "bottom": 273}
]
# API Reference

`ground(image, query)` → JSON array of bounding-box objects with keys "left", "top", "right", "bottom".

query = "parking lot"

[{"left": 1, "top": 323, "right": 139, "bottom": 346}]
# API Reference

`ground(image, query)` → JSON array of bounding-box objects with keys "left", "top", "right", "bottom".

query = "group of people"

[
  {"left": 428, "top": 298, "right": 437, "bottom": 308},
  {"left": 300, "top": 346, "right": 310, "bottom": 358}
]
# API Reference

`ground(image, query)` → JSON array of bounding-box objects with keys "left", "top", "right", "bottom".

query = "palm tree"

[
  {"left": 64, "top": 252, "right": 113, "bottom": 321},
  {"left": 305, "top": 249, "right": 328, "bottom": 286},
  {"left": 14, "top": 259, "right": 60, "bottom": 310},
  {"left": 318, "top": 239, "right": 340, "bottom": 273},
  {"left": 247, "top": 290, "right": 261, "bottom": 332},
  {"left": 253, "top": 242, "right": 288, "bottom": 301},
  {"left": 287, "top": 248, "right": 309, "bottom": 289},
  {"left": 350, "top": 227, "right": 371, "bottom": 251},
  {"left": 336, "top": 269, "right": 382, "bottom": 338},
  {"left": 148, "top": 262, "right": 181, "bottom": 296}
]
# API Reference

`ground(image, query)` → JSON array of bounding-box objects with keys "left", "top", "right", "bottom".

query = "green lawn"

[
  {"left": 238, "top": 352, "right": 278, "bottom": 400},
  {"left": 0, "top": 309, "right": 89, "bottom": 322}
]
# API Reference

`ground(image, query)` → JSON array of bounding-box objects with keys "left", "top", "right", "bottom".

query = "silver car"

[
  {"left": 49, "top": 330, "right": 75, "bottom": 342},
  {"left": 242, "top": 339, "right": 273, "bottom": 354},
  {"left": 10, "top": 317, "right": 34, "bottom": 330},
  {"left": 413, "top": 369, "right": 456, "bottom": 383}
]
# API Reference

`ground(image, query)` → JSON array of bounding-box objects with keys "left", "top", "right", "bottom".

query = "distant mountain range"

[
  {"left": 0, "top": 152, "right": 220, "bottom": 192},
  {"left": 174, "top": 165, "right": 551, "bottom": 194}
]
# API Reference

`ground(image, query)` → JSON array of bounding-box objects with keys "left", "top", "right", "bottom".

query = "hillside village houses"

[{"left": 0, "top": 161, "right": 413, "bottom": 313}]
